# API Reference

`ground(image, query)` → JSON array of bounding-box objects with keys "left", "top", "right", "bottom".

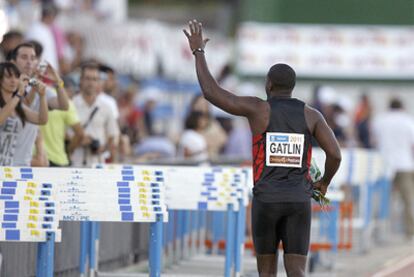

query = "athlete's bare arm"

[
  {"left": 183, "top": 20, "right": 269, "bottom": 135},
  {"left": 305, "top": 105, "right": 341, "bottom": 195}
]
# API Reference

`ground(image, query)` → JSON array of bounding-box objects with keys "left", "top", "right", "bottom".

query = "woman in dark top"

[{"left": 0, "top": 62, "right": 48, "bottom": 165}]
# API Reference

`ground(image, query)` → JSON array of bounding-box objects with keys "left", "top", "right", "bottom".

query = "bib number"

[{"left": 266, "top": 132, "right": 304, "bottom": 168}]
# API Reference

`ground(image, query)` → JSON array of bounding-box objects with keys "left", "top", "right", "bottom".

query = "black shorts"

[{"left": 252, "top": 197, "right": 311, "bottom": 255}]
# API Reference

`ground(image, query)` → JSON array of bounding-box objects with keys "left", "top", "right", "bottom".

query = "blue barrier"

[
  {"left": 234, "top": 197, "right": 246, "bottom": 276},
  {"left": 149, "top": 214, "right": 164, "bottom": 277},
  {"left": 224, "top": 204, "right": 235, "bottom": 277},
  {"left": 79, "top": 222, "right": 89, "bottom": 277},
  {"left": 36, "top": 232, "right": 55, "bottom": 277}
]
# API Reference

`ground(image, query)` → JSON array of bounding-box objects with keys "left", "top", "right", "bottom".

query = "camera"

[
  {"left": 89, "top": 139, "right": 100, "bottom": 154},
  {"left": 38, "top": 60, "right": 48, "bottom": 75},
  {"left": 28, "top": 78, "right": 38, "bottom": 86}
]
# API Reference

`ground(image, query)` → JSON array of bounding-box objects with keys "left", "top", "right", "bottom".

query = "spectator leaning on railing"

[{"left": 0, "top": 62, "right": 48, "bottom": 165}]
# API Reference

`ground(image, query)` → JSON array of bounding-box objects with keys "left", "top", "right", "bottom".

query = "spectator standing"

[
  {"left": 9, "top": 42, "right": 69, "bottom": 166},
  {"left": 0, "top": 62, "right": 48, "bottom": 165},
  {"left": 97, "top": 64, "right": 120, "bottom": 162},
  {"left": 40, "top": 89, "right": 83, "bottom": 167},
  {"left": 0, "top": 31, "right": 23, "bottom": 62},
  {"left": 178, "top": 111, "right": 209, "bottom": 163},
  {"left": 373, "top": 98, "right": 414, "bottom": 239},
  {"left": 71, "top": 63, "right": 118, "bottom": 166},
  {"left": 354, "top": 94, "right": 372, "bottom": 148},
  {"left": 189, "top": 95, "right": 227, "bottom": 158}
]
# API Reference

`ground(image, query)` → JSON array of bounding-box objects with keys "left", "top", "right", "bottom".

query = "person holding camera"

[
  {"left": 8, "top": 42, "right": 69, "bottom": 166},
  {"left": 71, "top": 63, "right": 118, "bottom": 167},
  {"left": 0, "top": 62, "right": 48, "bottom": 165}
]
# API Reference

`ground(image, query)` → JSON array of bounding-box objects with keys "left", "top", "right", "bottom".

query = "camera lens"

[{"left": 28, "top": 78, "right": 37, "bottom": 86}]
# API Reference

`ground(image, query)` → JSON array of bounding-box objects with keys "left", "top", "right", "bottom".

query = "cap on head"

[{"left": 267, "top": 63, "right": 296, "bottom": 91}]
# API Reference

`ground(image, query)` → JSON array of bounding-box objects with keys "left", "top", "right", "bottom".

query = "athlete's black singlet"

[{"left": 252, "top": 97, "right": 313, "bottom": 203}]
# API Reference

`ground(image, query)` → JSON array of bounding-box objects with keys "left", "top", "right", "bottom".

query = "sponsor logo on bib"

[{"left": 266, "top": 132, "right": 304, "bottom": 168}]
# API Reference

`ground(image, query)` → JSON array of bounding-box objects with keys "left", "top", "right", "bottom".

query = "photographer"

[
  {"left": 0, "top": 62, "right": 48, "bottom": 165},
  {"left": 71, "top": 63, "right": 117, "bottom": 166},
  {"left": 8, "top": 42, "right": 69, "bottom": 166}
]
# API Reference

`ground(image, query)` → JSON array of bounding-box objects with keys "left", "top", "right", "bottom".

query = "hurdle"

[
  {"left": 0, "top": 166, "right": 168, "bottom": 277},
  {"left": 93, "top": 164, "right": 251, "bottom": 277},
  {"left": 312, "top": 148, "right": 390, "bottom": 254},
  {"left": 0, "top": 175, "right": 61, "bottom": 277},
  {"left": 0, "top": 165, "right": 251, "bottom": 276}
]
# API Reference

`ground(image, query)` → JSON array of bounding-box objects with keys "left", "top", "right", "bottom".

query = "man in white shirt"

[
  {"left": 71, "top": 63, "right": 118, "bottom": 166},
  {"left": 373, "top": 98, "right": 414, "bottom": 238},
  {"left": 97, "top": 64, "right": 119, "bottom": 120},
  {"left": 97, "top": 64, "right": 120, "bottom": 162}
]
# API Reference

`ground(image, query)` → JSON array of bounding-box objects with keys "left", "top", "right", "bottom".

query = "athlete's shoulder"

[
  {"left": 304, "top": 104, "right": 324, "bottom": 134},
  {"left": 248, "top": 96, "right": 270, "bottom": 113},
  {"left": 304, "top": 104, "right": 322, "bottom": 116}
]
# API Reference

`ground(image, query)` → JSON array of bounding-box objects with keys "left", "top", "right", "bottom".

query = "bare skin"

[
  {"left": 183, "top": 19, "right": 341, "bottom": 195},
  {"left": 0, "top": 71, "right": 48, "bottom": 125},
  {"left": 11, "top": 45, "right": 69, "bottom": 111}
]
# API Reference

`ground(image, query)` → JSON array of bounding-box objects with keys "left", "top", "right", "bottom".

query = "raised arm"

[
  {"left": 43, "top": 62, "right": 69, "bottom": 111},
  {"left": 23, "top": 81, "right": 48, "bottom": 125},
  {"left": 183, "top": 20, "right": 268, "bottom": 127},
  {"left": 305, "top": 105, "right": 342, "bottom": 195}
]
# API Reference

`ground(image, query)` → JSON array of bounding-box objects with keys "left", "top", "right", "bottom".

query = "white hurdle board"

[
  {"left": 95, "top": 164, "right": 252, "bottom": 212},
  {"left": 0, "top": 166, "right": 168, "bottom": 223},
  {"left": 0, "top": 178, "right": 61, "bottom": 242}
]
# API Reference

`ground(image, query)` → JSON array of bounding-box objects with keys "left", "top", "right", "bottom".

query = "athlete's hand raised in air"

[{"left": 183, "top": 19, "right": 210, "bottom": 54}]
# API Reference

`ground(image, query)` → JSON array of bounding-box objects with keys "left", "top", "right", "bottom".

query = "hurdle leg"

[
  {"left": 234, "top": 198, "right": 246, "bottom": 277},
  {"left": 89, "top": 222, "right": 99, "bottom": 276},
  {"left": 378, "top": 178, "right": 391, "bottom": 242},
  {"left": 182, "top": 211, "right": 190, "bottom": 260},
  {"left": 165, "top": 210, "right": 175, "bottom": 268},
  {"left": 224, "top": 204, "right": 235, "bottom": 277},
  {"left": 190, "top": 211, "right": 198, "bottom": 257},
  {"left": 95, "top": 222, "right": 101, "bottom": 272},
  {"left": 79, "top": 221, "right": 90, "bottom": 277},
  {"left": 198, "top": 210, "right": 207, "bottom": 255},
  {"left": 175, "top": 210, "right": 183, "bottom": 262},
  {"left": 149, "top": 214, "right": 163, "bottom": 277},
  {"left": 36, "top": 232, "right": 55, "bottom": 277}
]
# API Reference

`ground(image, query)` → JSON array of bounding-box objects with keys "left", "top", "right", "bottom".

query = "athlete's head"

[{"left": 265, "top": 63, "right": 296, "bottom": 97}]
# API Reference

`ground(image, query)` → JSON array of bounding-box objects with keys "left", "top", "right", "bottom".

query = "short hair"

[
  {"left": 390, "top": 98, "right": 403, "bottom": 109},
  {"left": 26, "top": 40, "right": 43, "bottom": 58},
  {"left": 267, "top": 63, "right": 296, "bottom": 90},
  {"left": 99, "top": 64, "right": 115, "bottom": 74},
  {"left": 80, "top": 62, "right": 100, "bottom": 77},
  {"left": 1, "top": 30, "right": 23, "bottom": 43},
  {"left": 8, "top": 42, "right": 36, "bottom": 61}
]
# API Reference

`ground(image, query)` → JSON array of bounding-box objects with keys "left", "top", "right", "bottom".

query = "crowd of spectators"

[{"left": 1, "top": 1, "right": 413, "bottom": 169}]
